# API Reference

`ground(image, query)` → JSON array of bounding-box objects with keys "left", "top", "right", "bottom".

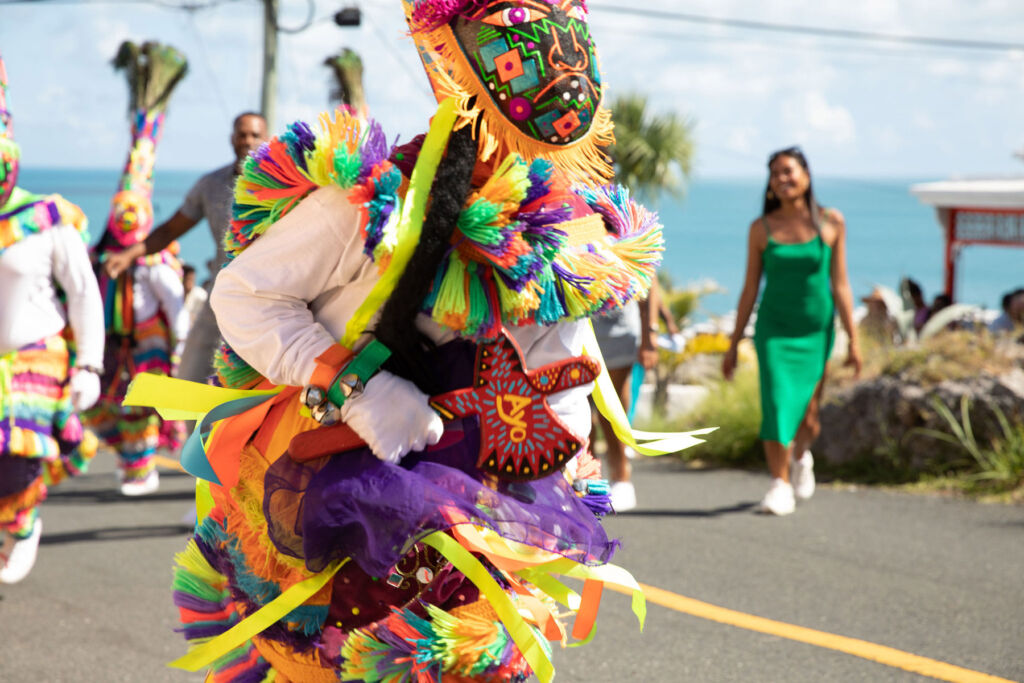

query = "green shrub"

[
  {"left": 913, "top": 396, "right": 1024, "bottom": 495},
  {"left": 642, "top": 364, "right": 762, "bottom": 466}
]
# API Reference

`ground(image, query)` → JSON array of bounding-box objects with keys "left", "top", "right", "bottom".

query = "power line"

[
  {"left": 183, "top": 11, "right": 232, "bottom": 118},
  {"left": 591, "top": 23, "right": 1024, "bottom": 90},
  {"left": 591, "top": 4, "right": 1024, "bottom": 53}
]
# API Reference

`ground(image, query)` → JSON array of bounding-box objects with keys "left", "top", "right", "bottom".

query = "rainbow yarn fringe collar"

[
  {"left": 219, "top": 109, "right": 662, "bottom": 387},
  {"left": 0, "top": 188, "right": 88, "bottom": 255}
]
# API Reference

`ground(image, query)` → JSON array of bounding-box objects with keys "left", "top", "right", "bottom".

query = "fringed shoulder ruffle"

[
  {"left": 217, "top": 110, "right": 401, "bottom": 388},
  {"left": 0, "top": 191, "right": 89, "bottom": 255},
  {"left": 226, "top": 109, "right": 400, "bottom": 263}
]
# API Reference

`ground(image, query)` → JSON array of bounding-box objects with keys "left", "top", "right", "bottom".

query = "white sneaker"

[
  {"left": 0, "top": 518, "right": 42, "bottom": 584},
  {"left": 609, "top": 481, "right": 637, "bottom": 512},
  {"left": 791, "top": 451, "right": 816, "bottom": 501},
  {"left": 120, "top": 469, "right": 160, "bottom": 497},
  {"left": 759, "top": 478, "right": 795, "bottom": 516}
]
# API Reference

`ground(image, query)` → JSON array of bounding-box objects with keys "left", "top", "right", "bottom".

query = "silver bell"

[
  {"left": 311, "top": 401, "right": 340, "bottom": 426},
  {"left": 336, "top": 373, "right": 365, "bottom": 399},
  {"left": 301, "top": 385, "right": 326, "bottom": 408}
]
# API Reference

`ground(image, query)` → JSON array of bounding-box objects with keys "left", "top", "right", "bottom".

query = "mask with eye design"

[
  {"left": 404, "top": 0, "right": 614, "bottom": 184},
  {"left": 452, "top": 1, "right": 601, "bottom": 146}
]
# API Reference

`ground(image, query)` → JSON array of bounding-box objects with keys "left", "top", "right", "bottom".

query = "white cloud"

[
  {"left": 91, "top": 15, "right": 134, "bottom": 62},
  {"left": 784, "top": 92, "right": 856, "bottom": 146},
  {"left": 726, "top": 125, "right": 759, "bottom": 155},
  {"left": 912, "top": 112, "right": 936, "bottom": 130},
  {"left": 873, "top": 124, "right": 903, "bottom": 151},
  {"left": 927, "top": 58, "right": 971, "bottom": 78}
]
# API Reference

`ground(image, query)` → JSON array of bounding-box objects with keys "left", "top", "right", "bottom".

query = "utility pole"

[{"left": 261, "top": 0, "right": 278, "bottom": 131}]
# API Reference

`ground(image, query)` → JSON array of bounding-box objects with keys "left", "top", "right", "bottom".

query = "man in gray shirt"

[{"left": 104, "top": 112, "right": 268, "bottom": 383}]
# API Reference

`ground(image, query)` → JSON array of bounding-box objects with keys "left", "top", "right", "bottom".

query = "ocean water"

[{"left": 16, "top": 168, "right": 1023, "bottom": 317}]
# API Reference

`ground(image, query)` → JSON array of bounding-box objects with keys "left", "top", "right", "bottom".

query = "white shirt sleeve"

[
  {"left": 509, "top": 320, "right": 595, "bottom": 441},
  {"left": 210, "top": 186, "right": 368, "bottom": 387},
  {"left": 50, "top": 225, "right": 105, "bottom": 369},
  {"left": 146, "top": 263, "right": 188, "bottom": 343}
]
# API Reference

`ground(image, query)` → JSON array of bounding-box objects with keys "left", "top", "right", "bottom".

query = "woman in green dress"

[{"left": 722, "top": 147, "right": 861, "bottom": 515}]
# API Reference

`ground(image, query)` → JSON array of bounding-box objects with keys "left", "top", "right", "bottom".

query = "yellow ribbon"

[
  {"left": 194, "top": 479, "right": 214, "bottom": 524},
  {"left": 518, "top": 557, "right": 647, "bottom": 631},
  {"left": 421, "top": 531, "right": 555, "bottom": 683},
  {"left": 123, "top": 373, "right": 281, "bottom": 422},
  {"left": 168, "top": 560, "right": 346, "bottom": 672},
  {"left": 583, "top": 320, "right": 717, "bottom": 455},
  {"left": 341, "top": 97, "right": 458, "bottom": 348}
]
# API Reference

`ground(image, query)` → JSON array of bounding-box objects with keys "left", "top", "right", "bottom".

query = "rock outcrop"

[{"left": 816, "top": 368, "right": 1024, "bottom": 468}]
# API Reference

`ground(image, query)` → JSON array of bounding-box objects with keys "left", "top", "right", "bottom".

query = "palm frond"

[
  {"left": 325, "top": 48, "right": 366, "bottom": 113},
  {"left": 112, "top": 40, "right": 188, "bottom": 115},
  {"left": 609, "top": 93, "right": 695, "bottom": 203}
]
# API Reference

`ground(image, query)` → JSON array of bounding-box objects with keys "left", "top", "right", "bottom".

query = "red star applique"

[{"left": 430, "top": 331, "right": 600, "bottom": 481}]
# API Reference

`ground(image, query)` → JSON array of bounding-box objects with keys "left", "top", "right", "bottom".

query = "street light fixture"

[{"left": 334, "top": 7, "right": 361, "bottom": 27}]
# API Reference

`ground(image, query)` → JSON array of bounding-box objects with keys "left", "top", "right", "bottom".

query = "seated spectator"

[
  {"left": 930, "top": 293, "right": 952, "bottom": 317},
  {"left": 989, "top": 288, "right": 1023, "bottom": 335},
  {"left": 904, "top": 278, "right": 930, "bottom": 333},
  {"left": 859, "top": 287, "right": 899, "bottom": 345}
]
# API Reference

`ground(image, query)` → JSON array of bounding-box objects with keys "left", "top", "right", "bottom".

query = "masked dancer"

[
  {"left": 0, "top": 54, "right": 104, "bottom": 583},
  {"left": 152, "top": 3, "right": 707, "bottom": 680},
  {"left": 86, "top": 42, "right": 189, "bottom": 496}
]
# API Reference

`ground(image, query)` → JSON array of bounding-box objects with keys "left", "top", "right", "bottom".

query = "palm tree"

[
  {"left": 609, "top": 93, "right": 695, "bottom": 203},
  {"left": 113, "top": 41, "right": 188, "bottom": 116},
  {"left": 609, "top": 94, "right": 696, "bottom": 414}
]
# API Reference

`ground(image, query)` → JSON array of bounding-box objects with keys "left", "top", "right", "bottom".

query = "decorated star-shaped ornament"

[{"left": 430, "top": 331, "right": 601, "bottom": 481}]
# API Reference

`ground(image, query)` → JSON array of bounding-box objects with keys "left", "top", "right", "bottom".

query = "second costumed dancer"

[
  {"left": 134, "top": 2, "right": 709, "bottom": 680},
  {"left": 0, "top": 53, "right": 105, "bottom": 583},
  {"left": 86, "top": 42, "right": 190, "bottom": 496}
]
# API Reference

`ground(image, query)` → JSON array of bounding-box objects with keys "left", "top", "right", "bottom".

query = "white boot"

[
  {"left": 0, "top": 518, "right": 42, "bottom": 584},
  {"left": 609, "top": 481, "right": 637, "bottom": 512},
  {"left": 791, "top": 451, "right": 816, "bottom": 501},
  {"left": 121, "top": 469, "right": 160, "bottom": 497}
]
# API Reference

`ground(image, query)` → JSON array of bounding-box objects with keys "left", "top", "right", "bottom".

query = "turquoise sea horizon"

[{"left": 17, "top": 167, "right": 1023, "bottom": 318}]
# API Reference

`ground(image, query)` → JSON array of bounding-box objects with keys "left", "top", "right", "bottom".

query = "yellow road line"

[
  {"left": 153, "top": 455, "right": 185, "bottom": 473},
  {"left": 606, "top": 582, "right": 1016, "bottom": 683}
]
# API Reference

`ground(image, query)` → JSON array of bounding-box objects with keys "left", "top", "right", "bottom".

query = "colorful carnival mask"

[
  {"left": 404, "top": 0, "right": 614, "bottom": 184},
  {"left": 451, "top": 1, "right": 601, "bottom": 146},
  {"left": 0, "top": 53, "right": 20, "bottom": 207},
  {"left": 107, "top": 189, "right": 154, "bottom": 245}
]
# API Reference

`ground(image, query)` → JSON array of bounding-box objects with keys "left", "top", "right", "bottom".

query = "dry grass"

[{"left": 829, "top": 330, "right": 1017, "bottom": 388}]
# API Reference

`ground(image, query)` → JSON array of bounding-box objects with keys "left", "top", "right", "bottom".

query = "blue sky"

[{"left": 3, "top": 0, "right": 1024, "bottom": 178}]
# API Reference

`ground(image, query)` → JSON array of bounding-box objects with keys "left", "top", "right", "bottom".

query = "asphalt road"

[{"left": 1, "top": 452, "right": 1021, "bottom": 683}]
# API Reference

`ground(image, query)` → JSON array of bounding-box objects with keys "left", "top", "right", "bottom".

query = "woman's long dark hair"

[
  {"left": 372, "top": 125, "right": 479, "bottom": 395},
  {"left": 763, "top": 146, "right": 822, "bottom": 232}
]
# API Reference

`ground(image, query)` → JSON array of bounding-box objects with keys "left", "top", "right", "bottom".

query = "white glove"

[
  {"left": 340, "top": 370, "right": 444, "bottom": 464},
  {"left": 69, "top": 370, "right": 101, "bottom": 412}
]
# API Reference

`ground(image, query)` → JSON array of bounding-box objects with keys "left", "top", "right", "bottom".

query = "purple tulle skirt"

[{"left": 264, "top": 415, "right": 617, "bottom": 577}]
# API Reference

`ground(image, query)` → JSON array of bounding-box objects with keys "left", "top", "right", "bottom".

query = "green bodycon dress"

[{"left": 753, "top": 231, "right": 835, "bottom": 445}]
